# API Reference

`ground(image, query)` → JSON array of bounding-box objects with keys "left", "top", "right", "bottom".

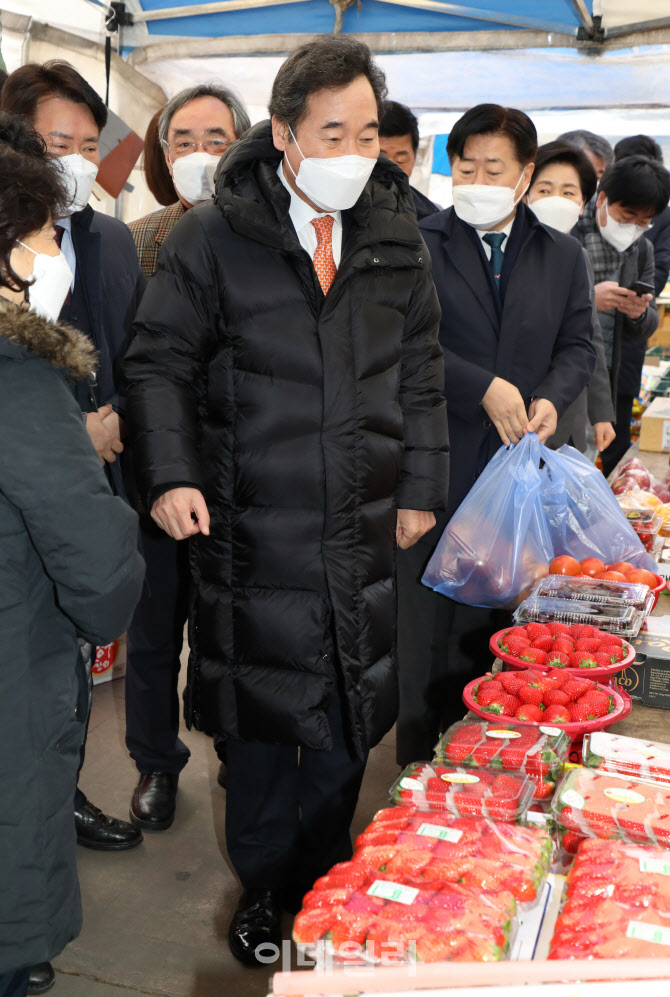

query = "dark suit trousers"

[
  {"left": 0, "top": 969, "right": 29, "bottom": 997},
  {"left": 225, "top": 689, "right": 367, "bottom": 897},
  {"left": 601, "top": 393, "right": 634, "bottom": 479},
  {"left": 396, "top": 541, "right": 511, "bottom": 767},
  {"left": 125, "top": 515, "right": 191, "bottom": 774}
]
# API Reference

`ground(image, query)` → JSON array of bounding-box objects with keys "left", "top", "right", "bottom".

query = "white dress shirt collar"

[
  {"left": 276, "top": 160, "right": 342, "bottom": 267},
  {"left": 478, "top": 217, "right": 515, "bottom": 260}
]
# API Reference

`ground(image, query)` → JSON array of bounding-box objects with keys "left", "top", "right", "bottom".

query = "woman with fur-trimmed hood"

[{"left": 0, "top": 118, "right": 144, "bottom": 995}]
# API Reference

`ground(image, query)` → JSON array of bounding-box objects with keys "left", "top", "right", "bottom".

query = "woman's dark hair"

[
  {"left": 447, "top": 104, "right": 537, "bottom": 165},
  {"left": 528, "top": 141, "right": 597, "bottom": 203},
  {"left": 0, "top": 112, "right": 68, "bottom": 292},
  {"left": 379, "top": 100, "right": 419, "bottom": 153},
  {"left": 614, "top": 134, "right": 664, "bottom": 164},
  {"left": 143, "top": 107, "right": 176, "bottom": 207},
  {"left": 269, "top": 35, "right": 388, "bottom": 134},
  {"left": 600, "top": 154, "right": 670, "bottom": 216},
  {"left": 0, "top": 60, "right": 107, "bottom": 133}
]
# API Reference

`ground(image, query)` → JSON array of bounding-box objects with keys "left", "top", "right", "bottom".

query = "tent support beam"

[
  {"left": 366, "top": 0, "right": 576, "bottom": 35},
  {"left": 131, "top": 0, "right": 311, "bottom": 20},
  {"left": 569, "top": 0, "right": 592, "bottom": 33},
  {"left": 604, "top": 15, "right": 670, "bottom": 39}
]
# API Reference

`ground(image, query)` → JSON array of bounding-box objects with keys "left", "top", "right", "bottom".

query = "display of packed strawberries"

[
  {"left": 391, "top": 761, "right": 535, "bottom": 819},
  {"left": 293, "top": 807, "right": 553, "bottom": 963},
  {"left": 583, "top": 730, "right": 670, "bottom": 786},
  {"left": 550, "top": 838, "right": 670, "bottom": 959},
  {"left": 497, "top": 622, "right": 630, "bottom": 670},
  {"left": 434, "top": 721, "right": 569, "bottom": 801},
  {"left": 471, "top": 668, "right": 617, "bottom": 724},
  {"left": 553, "top": 768, "right": 670, "bottom": 847}
]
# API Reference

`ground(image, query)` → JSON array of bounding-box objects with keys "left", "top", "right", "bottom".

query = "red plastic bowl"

[
  {"left": 489, "top": 628, "right": 636, "bottom": 681},
  {"left": 649, "top": 572, "right": 666, "bottom": 611},
  {"left": 463, "top": 674, "right": 632, "bottom": 740}
]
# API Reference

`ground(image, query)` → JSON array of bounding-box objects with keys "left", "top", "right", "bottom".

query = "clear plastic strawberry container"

[
  {"left": 552, "top": 767, "right": 670, "bottom": 847},
  {"left": 390, "top": 761, "right": 535, "bottom": 822},
  {"left": 620, "top": 506, "right": 662, "bottom": 552},
  {"left": 531, "top": 574, "right": 654, "bottom": 615},
  {"left": 583, "top": 731, "right": 670, "bottom": 786},
  {"left": 514, "top": 595, "right": 644, "bottom": 638}
]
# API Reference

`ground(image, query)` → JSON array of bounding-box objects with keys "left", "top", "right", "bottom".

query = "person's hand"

[
  {"left": 151, "top": 487, "right": 210, "bottom": 541},
  {"left": 526, "top": 397, "right": 558, "bottom": 443},
  {"left": 396, "top": 509, "right": 435, "bottom": 550},
  {"left": 101, "top": 408, "right": 127, "bottom": 442},
  {"left": 482, "top": 377, "right": 528, "bottom": 446},
  {"left": 593, "top": 421, "right": 616, "bottom": 452},
  {"left": 616, "top": 291, "right": 653, "bottom": 320},
  {"left": 594, "top": 281, "right": 639, "bottom": 313},
  {"left": 86, "top": 404, "right": 123, "bottom": 464}
]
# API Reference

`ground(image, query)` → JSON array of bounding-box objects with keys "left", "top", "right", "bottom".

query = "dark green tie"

[{"left": 483, "top": 231, "right": 507, "bottom": 288}]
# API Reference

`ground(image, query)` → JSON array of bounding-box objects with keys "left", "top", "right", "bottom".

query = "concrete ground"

[{"left": 53, "top": 635, "right": 670, "bottom": 997}]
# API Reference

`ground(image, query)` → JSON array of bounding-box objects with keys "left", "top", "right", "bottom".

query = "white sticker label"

[
  {"left": 367, "top": 880, "right": 419, "bottom": 905},
  {"left": 399, "top": 777, "right": 423, "bottom": 791},
  {"left": 662, "top": 420, "right": 670, "bottom": 452},
  {"left": 540, "top": 726, "right": 561, "bottom": 736},
  {"left": 640, "top": 858, "right": 670, "bottom": 876},
  {"left": 561, "top": 789, "right": 585, "bottom": 809},
  {"left": 416, "top": 823, "right": 463, "bottom": 843},
  {"left": 604, "top": 787, "right": 645, "bottom": 805},
  {"left": 486, "top": 729, "right": 521, "bottom": 739},
  {"left": 525, "top": 810, "right": 549, "bottom": 826},
  {"left": 440, "top": 772, "right": 480, "bottom": 784},
  {"left": 626, "top": 920, "right": 670, "bottom": 946}
]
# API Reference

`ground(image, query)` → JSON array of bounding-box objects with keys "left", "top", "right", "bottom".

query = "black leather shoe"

[
  {"left": 228, "top": 889, "right": 282, "bottom": 966},
  {"left": 75, "top": 797, "right": 143, "bottom": 851},
  {"left": 130, "top": 772, "right": 179, "bottom": 830},
  {"left": 217, "top": 762, "right": 227, "bottom": 790},
  {"left": 27, "top": 962, "right": 55, "bottom": 994}
]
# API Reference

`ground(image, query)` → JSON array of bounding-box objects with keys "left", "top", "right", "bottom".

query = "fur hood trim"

[{"left": 0, "top": 299, "right": 96, "bottom": 380}]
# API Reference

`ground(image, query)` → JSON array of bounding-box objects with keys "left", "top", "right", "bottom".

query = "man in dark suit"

[
  {"left": 614, "top": 135, "right": 670, "bottom": 295},
  {"left": 396, "top": 104, "right": 596, "bottom": 766},
  {"left": 379, "top": 100, "right": 439, "bottom": 220},
  {"left": 1, "top": 63, "right": 145, "bottom": 865}
]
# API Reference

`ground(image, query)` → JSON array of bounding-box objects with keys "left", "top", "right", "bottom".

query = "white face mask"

[
  {"left": 19, "top": 242, "right": 73, "bottom": 323},
  {"left": 284, "top": 127, "right": 376, "bottom": 212},
  {"left": 597, "top": 199, "right": 648, "bottom": 253},
  {"left": 171, "top": 152, "right": 219, "bottom": 205},
  {"left": 528, "top": 195, "right": 582, "bottom": 234},
  {"left": 55, "top": 154, "right": 99, "bottom": 215},
  {"left": 452, "top": 170, "right": 528, "bottom": 230}
]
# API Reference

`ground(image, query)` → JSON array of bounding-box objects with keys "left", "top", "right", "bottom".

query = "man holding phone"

[{"left": 573, "top": 153, "right": 670, "bottom": 475}]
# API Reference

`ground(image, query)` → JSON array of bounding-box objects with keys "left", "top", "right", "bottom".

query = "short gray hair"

[
  {"left": 557, "top": 130, "right": 614, "bottom": 169},
  {"left": 158, "top": 83, "right": 251, "bottom": 146}
]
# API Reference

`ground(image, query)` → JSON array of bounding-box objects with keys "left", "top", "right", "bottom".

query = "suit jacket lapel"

[
  {"left": 441, "top": 219, "right": 500, "bottom": 334},
  {"left": 70, "top": 208, "right": 102, "bottom": 348}
]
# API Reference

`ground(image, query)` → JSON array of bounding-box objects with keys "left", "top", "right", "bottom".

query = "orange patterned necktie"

[{"left": 311, "top": 215, "right": 337, "bottom": 295}]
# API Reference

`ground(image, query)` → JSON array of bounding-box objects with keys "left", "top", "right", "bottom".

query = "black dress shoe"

[
  {"left": 228, "top": 889, "right": 282, "bottom": 966},
  {"left": 75, "top": 798, "right": 143, "bottom": 851},
  {"left": 27, "top": 962, "right": 55, "bottom": 994},
  {"left": 130, "top": 772, "right": 179, "bottom": 830},
  {"left": 217, "top": 762, "right": 227, "bottom": 790}
]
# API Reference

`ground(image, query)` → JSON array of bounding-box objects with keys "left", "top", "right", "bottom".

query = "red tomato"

[
  {"left": 595, "top": 570, "right": 627, "bottom": 582},
  {"left": 549, "top": 555, "right": 581, "bottom": 576},
  {"left": 580, "top": 557, "right": 605, "bottom": 577},
  {"left": 625, "top": 568, "right": 659, "bottom": 589},
  {"left": 611, "top": 561, "right": 635, "bottom": 575}
]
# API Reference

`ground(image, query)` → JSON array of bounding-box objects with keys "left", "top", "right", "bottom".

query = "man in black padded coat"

[{"left": 124, "top": 36, "right": 448, "bottom": 966}]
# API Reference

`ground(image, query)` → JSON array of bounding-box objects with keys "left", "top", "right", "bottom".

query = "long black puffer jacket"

[{"left": 124, "top": 121, "right": 449, "bottom": 757}]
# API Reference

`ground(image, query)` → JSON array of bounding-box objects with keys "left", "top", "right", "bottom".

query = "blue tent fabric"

[
  {"left": 138, "top": 0, "right": 589, "bottom": 39},
  {"left": 431, "top": 135, "right": 452, "bottom": 176}
]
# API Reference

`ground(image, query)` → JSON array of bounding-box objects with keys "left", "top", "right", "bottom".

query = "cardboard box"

[
  {"left": 613, "top": 623, "right": 670, "bottom": 708},
  {"left": 639, "top": 395, "right": 670, "bottom": 452}
]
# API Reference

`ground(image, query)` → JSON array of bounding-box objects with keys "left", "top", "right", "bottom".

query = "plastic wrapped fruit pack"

[
  {"left": 433, "top": 720, "right": 569, "bottom": 800},
  {"left": 496, "top": 622, "right": 631, "bottom": 670},
  {"left": 549, "top": 838, "right": 670, "bottom": 959},
  {"left": 531, "top": 575, "right": 654, "bottom": 615},
  {"left": 513, "top": 596, "right": 642, "bottom": 637},
  {"left": 553, "top": 768, "right": 670, "bottom": 847},
  {"left": 391, "top": 762, "right": 534, "bottom": 820},
  {"left": 471, "top": 669, "right": 617, "bottom": 724},
  {"left": 583, "top": 731, "right": 670, "bottom": 786}
]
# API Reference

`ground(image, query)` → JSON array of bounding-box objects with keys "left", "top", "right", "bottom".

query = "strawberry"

[
  {"left": 574, "top": 638, "right": 601, "bottom": 653},
  {"left": 516, "top": 669, "right": 542, "bottom": 683},
  {"left": 570, "top": 624, "right": 595, "bottom": 638},
  {"left": 599, "top": 634, "right": 623, "bottom": 647},
  {"left": 546, "top": 651, "right": 569, "bottom": 668},
  {"left": 594, "top": 651, "right": 615, "bottom": 668},
  {"left": 542, "top": 705, "right": 571, "bottom": 723},
  {"left": 499, "top": 672, "right": 525, "bottom": 695},
  {"left": 547, "top": 622, "right": 572, "bottom": 636},
  {"left": 518, "top": 648, "right": 548, "bottom": 665},
  {"left": 531, "top": 635, "right": 554, "bottom": 652},
  {"left": 568, "top": 700, "right": 595, "bottom": 723},
  {"left": 576, "top": 690, "right": 611, "bottom": 719},
  {"left": 518, "top": 685, "right": 543, "bottom": 706},
  {"left": 477, "top": 682, "right": 506, "bottom": 706},
  {"left": 542, "top": 669, "right": 568, "bottom": 689},
  {"left": 552, "top": 636, "right": 576, "bottom": 654},
  {"left": 570, "top": 651, "right": 598, "bottom": 669},
  {"left": 505, "top": 626, "right": 530, "bottom": 639},
  {"left": 607, "top": 645, "right": 626, "bottom": 663},
  {"left": 445, "top": 741, "right": 475, "bottom": 763},
  {"left": 526, "top": 622, "right": 551, "bottom": 640},
  {"left": 562, "top": 679, "right": 591, "bottom": 702},
  {"left": 498, "top": 694, "right": 522, "bottom": 716},
  {"left": 505, "top": 636, "right": 532, "bottom": 656},
  {"left": 493, "top": 773, "right": 522, "bottom": 798},
  {"left": 293, "top": 907, "right": 335, "bottom": 943},
  {"left": 515, "top": 704, "right": 543, "bottom": 721},
  {"left": 544, "top": 688, "right": 569, "bottom": 706},
  {"left": 560, "top": 830, "right": 585, "bottom": 854}
]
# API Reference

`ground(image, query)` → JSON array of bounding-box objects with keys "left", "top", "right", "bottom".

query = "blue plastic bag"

[{"left": 422, "top": 434, "right": 655, "bottom": 609}]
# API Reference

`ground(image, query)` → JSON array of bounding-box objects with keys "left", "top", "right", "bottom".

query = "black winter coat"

[
  {"left": 0, "top": 301, "right": 144, "bottom": 974},
  {"left": 124, "top": 122, "right": 449, "bottom": 757}
]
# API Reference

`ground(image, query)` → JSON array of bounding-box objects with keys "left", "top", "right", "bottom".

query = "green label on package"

[
  {"left": 417, "top": 823, "right": 463, "bottom": 843},
  {"left": 640, "top": 858, "right": 670, "bottom": 876},
  {"left": 367, "top": 880, "right": 419, "bottom": 905},
  {"left": 626, "top": 921, "right": 670, "bottom": 946}
]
